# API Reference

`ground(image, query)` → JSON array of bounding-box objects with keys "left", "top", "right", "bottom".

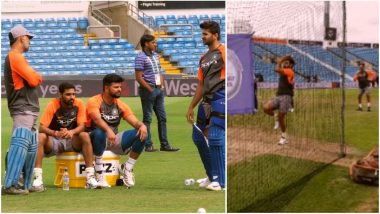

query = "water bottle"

[{"left": 62, "top": 167, "right": 69, "bottom": 191}]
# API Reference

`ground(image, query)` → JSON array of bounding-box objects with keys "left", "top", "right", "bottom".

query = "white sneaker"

[
  {"left": 96, "top": 173, "right": 110, "bottom": 188},
  {"left": 278, "top": 136, "right": 288, "bottom": 145},
  {"left": 199, "top": 178, "right": 211, "bottom": 188},
  {"left": 121, "top": 168, "right": 135, "bottom": 188},
  {"left": 85, "top": 175, "right": 100, "bottom": 189},
  {"left": 196, "top": 177, "right": 208, "bottom": 184},
  {"left": 30, "top": 178, "right": 45, "bottom": 192},
  {"left": 206, "top": 181, "right": 222, "bottom": 191}
]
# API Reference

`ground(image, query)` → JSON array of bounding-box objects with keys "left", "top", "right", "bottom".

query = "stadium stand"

[
  {"left": 251, "top": 40, "right": 378, "bottom": 82},
  {"left": 1, "top": 13, "right": 225, "bottom": 77}
]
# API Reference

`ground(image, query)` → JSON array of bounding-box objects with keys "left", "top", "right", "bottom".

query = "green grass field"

[
  {"left": 228, "top": 88, "right": 379, "bottom": 212},
  {"left": 1, "top": 97, "right": 225, "bottom": 213}
]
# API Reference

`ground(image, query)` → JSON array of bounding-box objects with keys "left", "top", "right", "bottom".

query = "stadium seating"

[
  {"left": 252, "top": 41, "right": 378, "bottom": 82},
  {"left": 1, "top": 17, "right": 137, "bottom": 76},
  {"left": 150, "top": 14, "right": 225, "bottom": 75}
]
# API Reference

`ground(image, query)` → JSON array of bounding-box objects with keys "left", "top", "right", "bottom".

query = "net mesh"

[{"left": 227, "top": 1, "right": 346, "bottom": 212}]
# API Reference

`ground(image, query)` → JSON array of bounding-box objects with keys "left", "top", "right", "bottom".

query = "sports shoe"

[
  {"left": 196, "top": 177, "right": 208, "bottom": 184},
  {"left": 145, "top": 145, "right": 158, "bottom": 152},
  {"left": 30, "top": 184, "right": 46, "bottom": 193},
  {"left": 199, "top": 178, "right": 211, "bottom": 188},
  {"left": 278, "top": 136, "right": 288, "bottom": 145},
  {"left": 121, "top": 166, "right": 135, "bottom": 188},
  {"left": 85, "top": 175, "right": 101, "bottom": 189},
  {"left": 206, "top": 182, "right": 222, "bottom": 191},
  {"left": 357, "top": 107, "right": 363, "bottom": 111},
  {"left": 30, "top": 178, "right": 45, "bottom": 192},
  {"left": 160, "top": 144, "right": 180, "bottom": 152},
  {"left": 2, "top": 186, "right": 29, "bottom": 195},
  {"left": 96, "top": 173, "right": 110, "bottom": 188},
  {"left": 367, "top": 107, "right": 371, "bottom": 112}
]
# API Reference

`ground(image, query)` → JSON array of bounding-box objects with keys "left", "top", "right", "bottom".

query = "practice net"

[{"left": 227, "top": 1, "right": 347, "bottom": 212}]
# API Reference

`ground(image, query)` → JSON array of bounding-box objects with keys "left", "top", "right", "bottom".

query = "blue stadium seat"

[
  {"left": 98, "top": 39, "right": 107, "bottom": 45},
  {"left": 35, "top": 23, "right": 46, "bottom": 28},
  {"left": 12, "top": 19, "right": 22, "bottom": 26},
  {"left": 114, "top": 56, "right": 126, "bottom": 62},
  {"left": 24, "top": 23, "right": 35, "bottom": 29},
  {"left": 45, "top": 18, "right": 56, "bottom": 23},
  {"left": 88, "top": 39, "right": 97, "bottom": 46},
  {"left": 166, "top": 20, "right": 177, "bottom": 25},
  {"left": 102, "top": 45, "right": 112, "bottom": 50},
  {"left": 72, "top": 39, "right": 83, "bottom": 45},
  {"left": 65, "top": 28, "right": 76, "bottom": 34},
  {"left": 113, "top": 45, "right": 124, "bottom": 50},
  {"left": 58, "top": 22, "right": 68, "bottom": 28},
  {"left": 177, "top": 15, "right": 187, "bottom": 20},
  {"left": 34, "top": 18, "right": 44, "bottom": 24},
  {"left": 91, "top": 45, "right": 101, "bottom": 50},
  {"left": 68, "top": 58, "right": 81, "bottom": 64},
  {"left": 93, "top": 57, "right": 103, "bottom": 63},
  {"left": 68, "top": 20, "right": 78, "bottom": 28},
  {"left": 47, "top": 23, "right": 58, "bottom": 28},
  {"left": 57, "top": 17, "right": 67, "bottom": 23},
  {"left": 118, "top": 38, "right": 128, "bottom": 45},
  {"left": 108, "top": 39, "right": 118, "bottom": 45},
  {"left": 2, "top": 19, "right": 11, "bottom": 25},
  {"left": 173, "top": 43, "right": 184, "bottom": 49},
  {"left": 78, "top": 17, "right": 88, "bottom": 30},
  {"left": 56, "top": 46, "right": 66, "bottom": 51},
  {"left": 96, "top": 51, "right": 108, "bottom": 57},
  {"left": 124, "top": 44, "right": 135, "bottom": 49},
  {"left": 33, "top": 29, "right": 42, "bottom": 34}
]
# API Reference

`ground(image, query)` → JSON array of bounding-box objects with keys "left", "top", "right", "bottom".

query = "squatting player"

[
  {"left": 186, "top": 21, "right": 225, "bottom": 191},
  {"left": 263, "top": 55, "right": 295, "bottom": 145},
  {"left": 87, "top": 74, "right": 147, "bottom": 188},
  {"left": 31, "top": 83, "right": 99, "bottom": 192},
  {"left": 353, "top": 61, "right": 374, "bottom": 112},
  {"left": 3, "top": 25, "right": 42, "bottom": 195}
]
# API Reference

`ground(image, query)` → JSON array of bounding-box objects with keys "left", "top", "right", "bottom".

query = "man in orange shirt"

[
  {"left": 186, "top": 21, "right": 225, "bottom": 191},
  {"left": 264, "top": 55, "right": 295, "bottom": 145},
  {"left": 3, "top": 25, "right": 42, "bottom": 195},
  {"left": 353, "top": 61, "right": 373, "bottom": 111},
  {"left": 87, "top": 74, "right": 147, "bottom": 188},
  {"left": 30, "top": 83, "right": 99, "bottom": 192}
]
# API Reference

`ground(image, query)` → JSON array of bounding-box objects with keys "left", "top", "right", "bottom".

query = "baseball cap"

[{"left": 9, "top": 25, "right": 35, "bottom": 41}]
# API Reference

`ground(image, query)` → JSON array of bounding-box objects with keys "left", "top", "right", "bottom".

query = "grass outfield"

[
  {"left": 1, "top": 97, "right": 225, "bottom": 213},
  {"left": 228, "top": 88, "right": 378, "bottom": 212},
  {"left": 228, "top": 155, "right": 378, "bottom": 212}
]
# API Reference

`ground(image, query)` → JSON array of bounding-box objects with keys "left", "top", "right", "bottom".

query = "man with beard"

[
  {"left": 87, "top": 74, "right": 147, "bottom": 188},
  {"left": 3, "top": 25, "right": 42, "bottom": 195},
  {"left": 186, "top": 21, "right": 226, "bottom": 191},
  {"left": 30, "top": 82, "right": 99, "bottom": 191}
]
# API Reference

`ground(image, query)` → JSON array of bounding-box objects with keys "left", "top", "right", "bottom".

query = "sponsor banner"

[
  {"left": 373, "top": 44, "right": 379, "bottom": 48},
  {"left": 137, "top": 1, "right": 225, "bottom": 10},
  {"left": 288, "top": 39, "right": 323, "bottom": 46},
  {"left": 227, "top": 34, "right": 255, "bottom": 115},
  {"left": 257, "top": 82, "right": 351, "bottom": 89},
  {"left": 338, "top": 42, "right": 372, "bottom": 48},
  {"left": 1, "top": 78, "right": 198, "bottom": 98}
]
